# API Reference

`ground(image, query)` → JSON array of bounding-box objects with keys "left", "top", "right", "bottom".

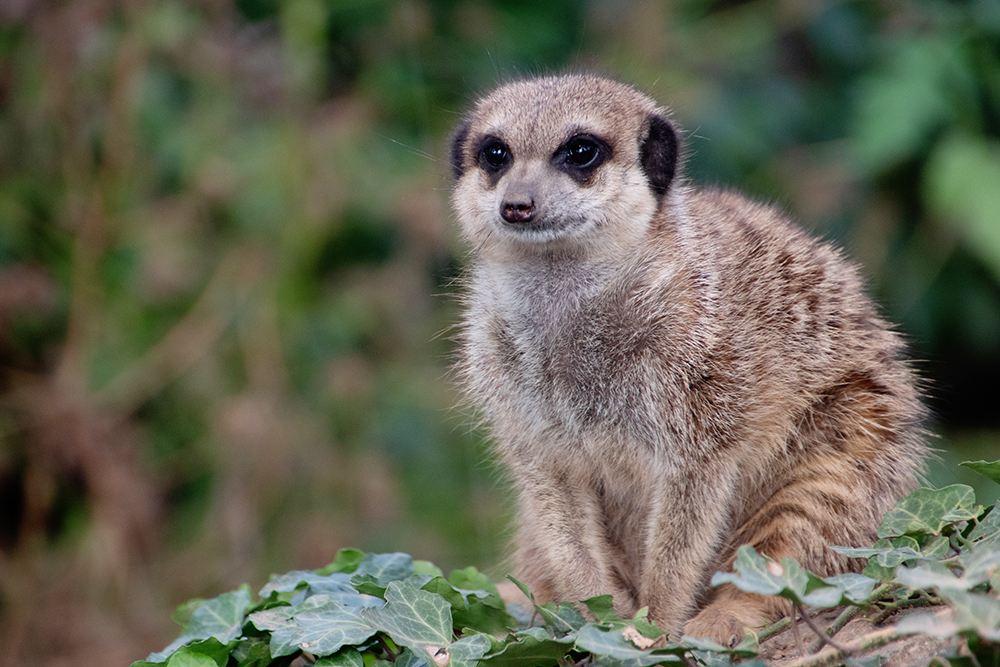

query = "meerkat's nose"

[{"left": 501, "top": 199, "right": 536, "bottom": 224}]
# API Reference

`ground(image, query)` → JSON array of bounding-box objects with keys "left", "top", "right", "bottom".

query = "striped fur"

[{"left": 449, "top": 75, "right": 926, "bottom": 645}]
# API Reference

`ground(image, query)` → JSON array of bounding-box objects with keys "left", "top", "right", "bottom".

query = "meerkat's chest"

[{"left": 468, "top": 295, "right": 678, "bottom": 451}]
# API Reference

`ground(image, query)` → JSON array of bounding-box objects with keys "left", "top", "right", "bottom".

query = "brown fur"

[{"left": 449, "top": 75, "right": 926, "bottom": 645}]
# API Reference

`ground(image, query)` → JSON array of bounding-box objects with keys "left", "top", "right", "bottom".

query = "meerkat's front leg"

[
  {"left": 510, "top": 460, "right": 637, "bottom": 617},
  {"left": 641, "top": 463, "right": 742, "bottom": 641}
]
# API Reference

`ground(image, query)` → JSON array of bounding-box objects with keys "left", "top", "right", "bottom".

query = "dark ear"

[
  {"left": 450, "top": 121, "right": 472, "bottom": 179},
  {"left": 639, "top": 114, "right": 678, "bottom": 201}
]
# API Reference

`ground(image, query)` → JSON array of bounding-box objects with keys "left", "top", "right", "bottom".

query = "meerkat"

[{"left": 448, "top": 74, "right": 926, "bottom": 646}]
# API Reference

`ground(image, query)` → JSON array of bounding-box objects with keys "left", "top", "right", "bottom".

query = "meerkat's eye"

[
  {"left": 478, "top": 138, "right": 512, "bottom": 173},
  {"left": 555, "top": 134, "right": 610, "bottom": 181},
  {"left": 565, "top": 137, "right": 600, "bottom": 167}
]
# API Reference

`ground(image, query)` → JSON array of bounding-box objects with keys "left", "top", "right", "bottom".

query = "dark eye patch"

[
  {"left": 477, "top": 135, "right": 512, "bottom": 176},
  {"left": 553, "top": 133, "right": 611, "bottom": 183}
]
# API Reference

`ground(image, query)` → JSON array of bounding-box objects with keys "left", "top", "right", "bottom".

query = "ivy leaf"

[
  {"left": 415, "top": 560, "right": 446, "bottom": 578},
  {"left": 186, "top": 588, "right": 252, "bottom": 643},
  {"left": 247, "top": 606, "right": 295, "bottom": 634},
  {"left": 315, "top": 647, "right": 364, "bottom": 667},
  {"left": 877, "top": 485, "right": 976, "bottom": 538},
  {"left": 832, "top": 535, "right": 945, "bottom": 568},
  {"left": 939, "top": 590, "right": 1000, "bottom": 641},
  {"left": 231, "top": 639, "right": 272, "bottom": 667},
  {"left": 894, "top": 560, "right": 966, "bottom": 592},
  {"left": 711, "top": 546, "right": 868, "bottom": 608},
  {"left": 481, "top": 626, "right": 574, "bottom": 667},
  {"left": 260, "top": 570, "right": 355, "bottom": 600},
  {"left": 446, "top": 633, "right": 494, "bottom": 667},
  {"left": 149, "top": 588, "right": 252, "bottom": 661},
  {"left": 896, "top": 543, "right": 1000, "bottom": 595},
  {"left": 961, "top": 461, "right": 1000, "bottom": 486},
  {"left": 582, "top": 595, "right": 620, "bottom": 624},
  {"left": 959, "top": 543, "right": 1000, "bottom": 587},
  {"left": 361, "top": 581, "right": 453, "bottom": 658},
  {"left": 353, "top": 552, "right": 415, "bottom": 584},
  {"left": 420, "top": 574, "right": 513, "bottom": 635},
  {"left": 969, "top": 506, "right": 1000, "bottom": 545},
  {"left": 681, "top": 632, "right": 759, "bottom": 658},
  {"left": 574, "top": 623, "right": 683, "bottom": 667},
  {"left": 507, "top": 577, "right": 585, "bottom": 637},
  {"left": 821, "top": 574, "right": 878, "bottom": 603},
  {"left": 267, "top": 595, "right": 378, "bottom": 658},
  {"left": 896, "top": 609, "right": 964, "bottom": 638},
  {"left": 392, "top": 649, "right": 427, "bottom": 667},
  {"left": 164, "top": 652, "right": 219, "bottom": 667},
  {"left": 318, "top": 549, "right": 366, "bottom": 575}
]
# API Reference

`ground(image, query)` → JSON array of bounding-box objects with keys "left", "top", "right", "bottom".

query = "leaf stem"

[
  {"left": 781, "top": 627, "right": 904, "bottom": 667},
  {"left": 756, "top": 616, "right": 791, "bottom": 642},
  {"left": 795, "top": 604, "right": 848, "bottom": 654},
  {"left": 807, "top": 583, "right": 896, "bottom": 652},
  {"left": 790, "top": 608, "right": 807, "bottom": 657},
  {"left": 377, "top": 634, "right": 400, "bottom": 660},
  {"left": 870, "top": 591, "right": 942, "bottom": 625}
]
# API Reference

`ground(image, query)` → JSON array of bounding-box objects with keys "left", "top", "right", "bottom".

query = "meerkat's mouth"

[{"left": 497, "top": 215, "right": 591, "bottom": 243}]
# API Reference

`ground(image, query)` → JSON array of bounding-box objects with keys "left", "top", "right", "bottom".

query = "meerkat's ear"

[
  {"left": 450, "top": 121, "right": 472, "bottom": 179},
  {"left": 639, "top": 114, "right": 678, "bottom": 201}
]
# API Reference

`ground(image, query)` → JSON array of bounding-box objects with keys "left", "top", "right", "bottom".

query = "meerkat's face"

[{"left": 450, "top": 75, "right": 679, "bottom": 261}]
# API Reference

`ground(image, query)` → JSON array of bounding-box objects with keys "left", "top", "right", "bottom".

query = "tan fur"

[{"left": 448, "top": 75, "right": 926, "bottom": 645}]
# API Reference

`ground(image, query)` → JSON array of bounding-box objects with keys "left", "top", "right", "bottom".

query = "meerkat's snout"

[{"left": 500, "top": 197, "right": 536, "bottom": 224}]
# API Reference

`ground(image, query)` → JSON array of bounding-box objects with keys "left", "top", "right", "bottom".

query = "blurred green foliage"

[{"left": 0, "top": 0, "right": 998, "bottom": 665}]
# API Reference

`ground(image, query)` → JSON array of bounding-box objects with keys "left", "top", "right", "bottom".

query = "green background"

[{"left": 0, "top": 0, "right": 998, "bottom": 664}]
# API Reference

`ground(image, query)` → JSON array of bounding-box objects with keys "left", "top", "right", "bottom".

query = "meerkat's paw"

[
  {"left": 682, "top": 607, "right": 749, "bottom": 648},
  {"left": 682, "top": 587, "right": 784, "bottom": 647}
]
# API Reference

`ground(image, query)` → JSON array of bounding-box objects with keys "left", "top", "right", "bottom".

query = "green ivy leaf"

[
  {"left": 318, "top": 549, "right": 366, "bottom": 575},
  {"left": 353, "top": 552, "right": 415, "bottom": 584},
  {"left": 574, "top": 623, "right": 683, "bottom": 667},
  {"left": 969, "top": 506, "right": 1000, "bottom": 545},
  {"left": 172, "top": 598, "right": 205, "bottom": 628},
  {"left": 449, "top": 567, "right": 504, "bottom": 608},
  {"left": 894, "top": 560, "right": 966, "bottom": 592},
  {"left": 832, "top": 534, "right": 946, "bottom": 569},
  {"left": 231, "top": 638, "right": 272, "bottom": 667},
  {"left": 481, "top": 626, "right": 574, "bottom": 667},
  {"left": 711, "top": 546, "right": 867, "bottom": 608},
  {"left": 877, "top": 485, "right": 976, "bottom": 538},
  {"left": 187, "top": 588, "right": 252, "bottom": 643},
  {"left": 164, "top": 652, "right": 219, "bottom": 667},
  {"left": 314, "top": 647, "right": 364, "bottom": 667},
  {"left": 446, "top": 633, "right": 494, "bottom": 667},
  {"left": 391, "top": 649, "right": 425, "bottom": 667},
  {"left": 260, "top": 570, "right": 355, "bottom": 599},
  {"left": 959, "top": 543, "right": 1000, "bottom": 588},
  {"left": 149, "top": 589, "right": 252, "bottom": 662},
  {"left": 414, "top": 560, "right": 446, "bottom": 578},
  {"left": 267, "top": 595, "right": 378, "bottom": 658},
  {"left": 821, "top": 574, "right": 878, "bottom": 603},
  {"left": 507, "top": 577, "right": 585, "bottom": 637},
  {"left": 582, "top": 595, "right": 619, "bottom": 624},
  {"left": 945, "top": 590, "right": 1000, "bottom": 641},
  {"left": 961, "top": 461, "right": 1000, "bottom": 486},
  {"left": 942, "top": 507, "right": 983, "bottom": 522},
  {"left": 681, "top": 632, "right": 759, "bottom": 658},
  {"left": 361, "top": 581, "right": 453, "bottom": 658}
]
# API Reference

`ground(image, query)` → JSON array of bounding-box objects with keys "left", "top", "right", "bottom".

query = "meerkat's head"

[{"left": 450, "top": 75, "right": 680, "bottom": 262}]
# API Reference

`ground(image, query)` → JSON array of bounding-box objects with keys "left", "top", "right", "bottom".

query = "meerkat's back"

[{"left": 448, "top": 74, "right": 926, "bottom": 645}]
